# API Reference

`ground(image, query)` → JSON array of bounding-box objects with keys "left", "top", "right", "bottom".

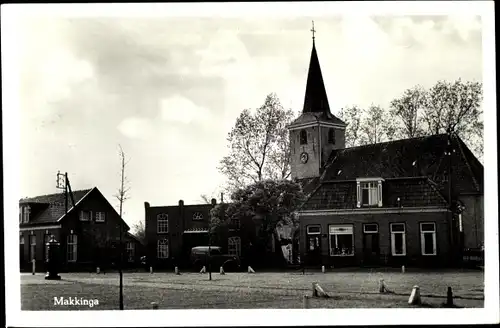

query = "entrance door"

[
  {"left": 363, "top": 224, "right": 380, "bottom": 265},
  {"left": 306, "top": 225, "right": 321, "bottom": 265}
]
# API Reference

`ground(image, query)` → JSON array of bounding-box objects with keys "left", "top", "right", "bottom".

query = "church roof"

[{"left": 290, "top": 39, "right": 345, "bottom": 127}]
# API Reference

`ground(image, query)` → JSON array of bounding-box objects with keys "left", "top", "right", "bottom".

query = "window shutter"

[
  {"left": 377, "top": 181, "right": 383, "bottom": 207},
  {"left": 356, "top": 182, "right": 361, "bottom": 208}
]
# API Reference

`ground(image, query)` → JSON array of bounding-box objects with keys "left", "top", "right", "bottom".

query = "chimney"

[{"left": 211, "top": 198, "right": 217, "bottom": 207}]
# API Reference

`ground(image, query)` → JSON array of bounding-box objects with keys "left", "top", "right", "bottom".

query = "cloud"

[
  {"left": 160, "top": 95, "right": 212, "bottom": 124},
  {"left": 117, "top": 117, "right": 155, "bottom": 140}
]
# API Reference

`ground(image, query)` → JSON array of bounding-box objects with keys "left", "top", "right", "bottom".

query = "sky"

[{"left": 13, "top": 9, "right": 483, "bottom": 232}]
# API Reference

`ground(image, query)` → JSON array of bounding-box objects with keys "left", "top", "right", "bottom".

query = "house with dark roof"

[
  {"left": 144, "top": 198, "right": 249, "bottom": 269},
  {"left": 19, "top": 187, "right": 144, "bottom": 272},
  {"left": 289, "top": 36, "right": 483, "bottom": 268}
]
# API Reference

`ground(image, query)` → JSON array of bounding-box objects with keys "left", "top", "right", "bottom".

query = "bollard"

[
  {"left": 379, "top": 279, "right": 385, "bottom": 293},
  {"left": 446, "top": 287, "right": 454, "bottom": 307},
  {"left": 303, "top": 295, "right": 310, "bottom": 309},
  {"left": 150, "top": 266, "right": 153, "bottom": 274},
  {"left": 96, "top": 267, "right": 100, "bottom": 274},
  {"left": 321, "top": 265, "right": 325, "bottom": 273},
  {"left": 200, "top": 266, "right": 206, "bottom": 274},
  {"left": 32, "top": 259, "right": 36, "bottom": 275},
  {"left": 220, "top": 266, "right": 225, "bottom": 275},
  {"left": 248, "top": 266, "right": 255, "bottom": 273},
  {"left": 151, "top": 302, "right": 158, "bottom": 309},
  {"left": 401, "top": 265, "right": 405, "bottom": 273},
  {"left": 408, "top": 285, "right": 421, "bottom": 305},
  {"left": 175, "top": 266, "right": 180, "bottom": 275}
]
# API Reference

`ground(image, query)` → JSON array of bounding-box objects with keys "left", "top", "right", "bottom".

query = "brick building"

[
  {"left": 19, "top": 187, "right": 144, "bottom": 272},
  {"left": 289, "top": 37, "right": 484, "bottom": 268},
  {"left": 144, "top": 199, "right": 249, "bottom": 269}
]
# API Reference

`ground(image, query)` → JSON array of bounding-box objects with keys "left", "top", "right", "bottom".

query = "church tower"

[{"left": 288, "top": 22, "right": 346, "bottom": 180}]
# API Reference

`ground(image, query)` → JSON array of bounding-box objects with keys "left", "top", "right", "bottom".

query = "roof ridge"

[
  {"left": 20, "top": 188, "right": 94, "bottom": 202},
  {"left": 342, "top": 133, "right": 448, "bottom": 152}
]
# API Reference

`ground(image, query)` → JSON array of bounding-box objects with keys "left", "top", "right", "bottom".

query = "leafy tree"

[
  {"left": 211, "top": 179, "right": 305, "bottom": 254},
  {"left": 422, "top": 79, "right": 483, "bottom": 159},
  {"left": 131, "top": 220, "right": 145, "bottom": 244},
  {"left": 337, "top": 105, "right": 362, "bottom": 147},
  {"left": 218, "top": 93, "right": 295, "bottom": 193},
  {"left": 390, "top": 85, "right": 427, "bottom": 139}
]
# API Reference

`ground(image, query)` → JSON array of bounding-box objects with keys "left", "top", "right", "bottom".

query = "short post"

[
  {"left": 303, "top": 295, "right": 310, "bottom": 309},
  {"left": 379, "top": 279, "right": 385, "bottom": 293},
  {"left": 408, "top": 285, "right": 421, "bottom": 305},
  {"left": 446, "top": 287, "right": 454, "bottom": 307},
  {"left": 32, "top": 259, "right": 36, "bottom": 275},
  {"left": 150, "top": 266, "right": 153, "bottom": 274},
  {"left": 96, "top": 267, "right": 100, "bottom": 274},
  {"left": 312, "top": 282, "right": 318, "bottom": 297},
  {"left": 401, "top": 265, "right": 405, "bottom": 273},
  {"left": 151, "top": 302, "right": 158, "bottom": 309},
  {"left": 321, "top": 265, "right": 325, "bottom": 273},
  {"left": 175, "top": 266, "right": 180, "bottom": 275},
  {"left": 220, "top": 266, "right": 225, "bottom": 275}
]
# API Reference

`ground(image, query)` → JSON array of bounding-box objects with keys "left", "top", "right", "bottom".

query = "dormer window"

[
  {"left": 356, "top": 178, "right": 383, "bottom": 208},
  {"left": 300, "top": 130, "right": 308, "bottom": 145},
  {"left": 21, "top": 206, "right": 31, "bottom": 223},
  {"left": 328, "top": 129, "right": 335, "bottom": 144}
]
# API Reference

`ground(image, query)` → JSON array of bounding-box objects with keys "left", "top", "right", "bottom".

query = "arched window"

[
  {"left": 328, "top": 129, "right": 335, "bottom": 144},
  {"left": 157, "top": 239, "right": 169, "bottom": 259},
  {"left": 192, "top": 212, "right": 204, "bottom": 220},
  {"left": 157, "top": 213, "right": 168, "bottom": 233},
  {"left": 300, "top": 130, "right": 308, "bottom": 145},
  {"left": 228, "top": 236, "right": 241, "bottom": 257}
]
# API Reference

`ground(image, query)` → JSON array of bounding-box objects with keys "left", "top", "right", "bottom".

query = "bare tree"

[
  {"left": 338, "top": 105, "right": 362, "bottom": 148},
  {"left": 218, "top": 93, "right": 295, "bottom": 193},
  {"left": 114, "top": 144, "right": 130, "bottom": 311},
  {"left": 359, "top": 104, "right": 395, "bottom": 145},
  {"left": 422, "top": 79, "right": 483, "bottom": 159},
  {"left": 390, "top": 85, "right": 427, "bottom": 139}
]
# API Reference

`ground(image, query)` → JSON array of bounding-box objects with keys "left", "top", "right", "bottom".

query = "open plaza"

[{"left": 21, "top": 268, "right": 484, "bottom": 310}]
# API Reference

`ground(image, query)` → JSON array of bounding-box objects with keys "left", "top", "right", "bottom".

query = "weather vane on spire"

[{"left": 311, "top": 20, "right": 316, "bottom": 41}]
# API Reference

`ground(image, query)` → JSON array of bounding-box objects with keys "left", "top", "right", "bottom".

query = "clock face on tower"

[{"left": 300, "top": 152, "right": 309, "bottom": 164}]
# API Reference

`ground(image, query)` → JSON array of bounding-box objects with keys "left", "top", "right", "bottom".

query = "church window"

[
  {"left": 300, "top": 130, "right": 308, "bottom": 145},
  {"left": 157, "top": 213, "right": 168, "bottom": 233},
  {"left": 328, "top": 129, "right": 335, "bottom": 144},
  {"left": 192, "top": 212, "right": 203, "bottom": 220}
]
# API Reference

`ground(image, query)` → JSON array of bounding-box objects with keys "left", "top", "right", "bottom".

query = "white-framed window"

[
  {"left": 79, "top": 210, "right": 91, "bottom": 221},
  {"left": 126, "top": 242, "right": 135, "bottom": 262},
  {"left": 390, "top": 223, "right": 406, "bottom": 256},
  {"left": 356, "top": 179, "right": 383, "bottom": 207},
  {"left": 95, "top": 211, "right": 106, "bottom": 222},
  {"left": 157, "top": 239, "right": 169, "bottom": 259},
  {"left": 420, "top": 222, "right": 437, "bottom": 256},
  {"left": 29, "top": 235, "right": 36, "bottom": 260},
  {"left": 67, "top": 234, "right": 78, "bottom": 262},
  {"left": 157, "top": 214, "right": 168, "bottom": 233},
  {"left": 192, "top": 212, "right": 203, "bottom": 220},
  {"left": 228, "top": 236, "right": 241, "bottom": 257},
  {"left": 230, "top": 218, "right": 240, "bottom": 230},
  {"left": 22, "top": 206, "right": 31, "bottom": 223},
  {"left": 329, "top": 225, "right": 354, "bottom": 256},
  {"left": 363, "top": 223, "right": 378, "bottom": 233}
]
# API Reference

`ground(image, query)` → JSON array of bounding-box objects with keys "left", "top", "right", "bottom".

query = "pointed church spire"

[{"left": 303, "top": 21, "right": 331, "bottom": 116}]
